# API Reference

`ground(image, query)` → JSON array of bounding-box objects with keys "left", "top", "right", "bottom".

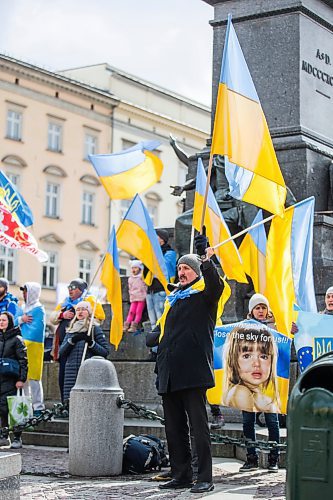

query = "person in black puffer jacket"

[
  {"left": 59, "top": 301, "right": 110, "bottom": 403},
  {"left": 0, "top": 311, "right": 28, "bottom": 449}
]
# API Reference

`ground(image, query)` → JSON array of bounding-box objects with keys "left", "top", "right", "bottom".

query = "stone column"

[{"left": 69, "top": 357, "right": 124, "bottom": 476}]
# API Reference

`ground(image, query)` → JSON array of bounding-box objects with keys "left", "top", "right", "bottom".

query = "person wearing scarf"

[
  {"left": 155, "top": 233, "right": 224, "bottom": 494},
  {"left": 58, "top": 301, "right": 109, "bottom": 404},
  {"left": 18, "top": 282, "right": 46, "bottom": 416},
  {"left": 50, "top": 278, "right": 105, "bottom": 403},
  {"left": 240, "top": 293, "right": 280, "bottom": 473},
  {"left": 322, "top": 286, "right": 333, "bottom": 315}
]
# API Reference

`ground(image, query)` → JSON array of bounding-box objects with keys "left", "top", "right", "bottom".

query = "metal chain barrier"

[
  {"left": 117, "top": 397, "right": 165, "bottom": 424},
  {"left": 0, "top": 401, "right": 69, "bottom": 440},
  {"left": 117, "top": 396, "right": 287, "bottom": 452}
]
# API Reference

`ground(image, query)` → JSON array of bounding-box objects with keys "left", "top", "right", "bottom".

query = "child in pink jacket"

[{"left": 124, "top": 260, "right": 147, "bottom": 333}]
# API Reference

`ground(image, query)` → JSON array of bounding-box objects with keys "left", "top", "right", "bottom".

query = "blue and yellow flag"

[
  {"left": 89, "top": 140, "right": 163, "bottom": 200},
  {"left": 100, "top": 226, "right": 123, "bottom": 350},
  {"left": 211, "top": 15, "right": 286, "bottom": 215},
  {"left": 117, "top": 194, "right": 168, "bottom": 291},
  {"left": 239, "top": 210, "right": 267, "bottom": 293},
  {"left": 266, "top": 197, "right": 317, "bottom": 335},
  {"left": 0, "top": 170, "right": 34, "bottom": 226},
  {"left": 192, "top": 158, "right": 247, "bottom": 283}
]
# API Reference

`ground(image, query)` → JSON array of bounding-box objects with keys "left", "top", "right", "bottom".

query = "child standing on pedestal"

[{"left": 124, "top": 260, "right": 147, "bottom": 333}]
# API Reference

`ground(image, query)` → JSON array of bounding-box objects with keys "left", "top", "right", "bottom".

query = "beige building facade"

[{"left": 0, "top": 55, "right": 210, "bottom": 315}]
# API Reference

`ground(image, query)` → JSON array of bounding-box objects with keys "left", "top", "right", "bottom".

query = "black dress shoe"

[
  {"left": 190, "top": 481, "right": 214, "bottom": 493},
  {"left": 159, "top": 479, "right": 193, "bottom": 490}
]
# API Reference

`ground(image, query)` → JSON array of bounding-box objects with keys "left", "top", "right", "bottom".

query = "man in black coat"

[{"left": 155, "top": 234, "right": 224, "bottom": 493}]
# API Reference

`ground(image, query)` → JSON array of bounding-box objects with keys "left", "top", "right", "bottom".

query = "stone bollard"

[{"left": 69, "top": 356, "right": 124, "bottom": 476}]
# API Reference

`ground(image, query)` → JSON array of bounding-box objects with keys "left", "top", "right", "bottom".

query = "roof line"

[
  {"left": 0, "top": 53, "right": 119, "bottom": 102},
  {"left": 60, "top": 62, "right": 211, "bottom": 111}
]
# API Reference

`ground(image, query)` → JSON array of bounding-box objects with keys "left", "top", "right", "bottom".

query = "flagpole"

[
  {"left": 212, "top": 213, "right": 275, "bottom": 250},
  {"left": 199, "top": 154, "right": 214, "bottom": 233},
  {"left": 80, "top": 290, "right": 99, "bottom": 366},
  {"left": 190, "top": 225, "right": 195, "bottom": 253},
  {"left": 86, "top": 254, "right": 106, "bottom": 295}
]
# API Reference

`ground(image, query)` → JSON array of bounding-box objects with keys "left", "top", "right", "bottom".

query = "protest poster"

[{"left": 207, "top": 320, "right": 292, "bottom": 414}]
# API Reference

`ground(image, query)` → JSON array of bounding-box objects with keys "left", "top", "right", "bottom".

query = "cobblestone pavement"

[{"left": 1, "top": 446, "right": 286, "bottom": 499}]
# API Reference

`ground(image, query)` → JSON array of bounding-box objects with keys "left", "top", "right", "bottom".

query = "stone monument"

[{"left": 196, "top": 0, "right": 333, "bottom": 313}]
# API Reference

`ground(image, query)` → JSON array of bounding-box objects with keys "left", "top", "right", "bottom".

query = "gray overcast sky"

[{"left": 0, "top": 0, "right": 214, "bottom": 106}]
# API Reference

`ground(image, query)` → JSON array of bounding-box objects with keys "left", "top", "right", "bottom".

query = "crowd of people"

[
  {"left": 0, "top": 276, "right": 108, "bottom": 448},
  {"left": 0, "top": 229, "right": 332, "bottom": 494}
]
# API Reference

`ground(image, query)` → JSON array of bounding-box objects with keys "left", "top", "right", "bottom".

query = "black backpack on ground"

[{"left": 122, "top": 434, "right": 169, "bottom": 474}]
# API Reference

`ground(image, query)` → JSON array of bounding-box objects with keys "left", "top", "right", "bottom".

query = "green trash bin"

[{"left": 287, "top": 352, "right": 333, "bottom": 500}]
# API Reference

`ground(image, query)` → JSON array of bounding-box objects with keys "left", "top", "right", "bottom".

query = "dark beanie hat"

[
  {"left": 156, "top": 229, "right": 169, "bottom": 244},
  {"left": 69, "top": 278, "right": 88, "bottom": 292},
  {"left": 0, "top": 278, "right": 9, "bottom": 291},
  {"left": 178, "top": 254, "right": 201, "bottom": 277}
]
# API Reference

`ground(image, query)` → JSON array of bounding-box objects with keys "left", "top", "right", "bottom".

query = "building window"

[
  {"left": 45, "top": 182, "right": 60, "bottom": 218},
  {"left": 120, "top": 199, "right": 132, "bottom": 219},
  {"left": 0, "top": 247, "right": 15, "bottom": 283},
  {"left": 147, "top": 203, "right": 158, "bottom": 225},
  {"left": 6, "top": 110, "right": 22, "bottom": 141},
  {"left": 84, "top": 133, "right": 98, "bottom": 159},
  {"left": 79, "top": 258, "right": 91, "bottom": 284},
  {"left": 42, "top": 251, "right": 57, "bottom": 288},
  {"left": 82, "top": 191, "right": 95, "bottom": 225},
  {"left": 47, "top": 122, "right": 62, "bottom": 152},
  {"left": 122, "top": 139, "right": 136, "bottom": 151},
  {"left": 177, "top": 162, "right": 187, "bottom": 186},
  {"left": 145, "top": 192, "right": 161, "bottom": 226},
  {"left": 5, "top": 172, "right": 20, "bottom": 188}
]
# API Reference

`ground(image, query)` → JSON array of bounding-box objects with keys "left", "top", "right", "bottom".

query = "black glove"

[
  {"left": 194, "top": 232, "right": 208, "bottom": 257},
  {"left": 71, "top": 333, "right": 93, "bottom": 346}
]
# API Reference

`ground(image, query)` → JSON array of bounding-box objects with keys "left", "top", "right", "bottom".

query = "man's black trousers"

[{"left": 162, "top": 387, "right": 212, "bottom": 483}]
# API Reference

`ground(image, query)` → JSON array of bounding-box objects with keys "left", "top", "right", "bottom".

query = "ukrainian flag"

[
  {"left": 117, "top": 194, "right": 168, "bottom": 291},
  {"left": 89, "top": 140, "right": 163, "bottom": 200},
  {"left": 0, "top": 170, "right": 34, "bottom": 226},
  {"left": 211, "top": 15, "right": 286, "bottom": 216},
  {"left": 192, "top": 158, "right": 247, "bottom": 283},
  {"left": 266, "top": 197, "right": 317, "bottom": 335},
  {"left": 101, "top": 226, "right": 123, "bottom": 350},
  {"left": 239, "top": 210, "right": 267, "bottom": 293}
]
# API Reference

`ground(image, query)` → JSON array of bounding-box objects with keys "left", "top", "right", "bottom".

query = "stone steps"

[
  {"left": 0, "top": 452, "right": 21, "bottom": 499},
  {"left": 22, "top": 418, "right": 287, "bottom": 467}
]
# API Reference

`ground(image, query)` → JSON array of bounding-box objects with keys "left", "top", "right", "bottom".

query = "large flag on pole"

[
  {"left": 0, "top": 201, "right": 47, "bottom": 262},
  {"left": 100, "top": 226, "right": 123, "bottom": 350},
  {"left": 239, "top": 210, "right": 267, "bottom": 293},
  {"left": 0, "top": 170, "right": 34, "bottom": 226},
  {"left": 265, "top": 197, "right": 317, "bottom": 335},
  {"left": 192, "top": 158, "right": 247, "bottom": 283},
  {"left": 211, "top": 15, "right": 286, "bottom": 216},
  {"left": 117, "top": 194, "right": 168, "bottom": 291},
  {"left": 89, "top": 140, "right": 163, "bottom": 200}
]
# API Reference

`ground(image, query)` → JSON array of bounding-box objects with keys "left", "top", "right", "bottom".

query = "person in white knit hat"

[
  {"left": 323, "top": 286, "right": 333, "bottom": 314},
  {"left": 247, "top": 293, "right": 276, "bottom": 328},
  {"left": 123, "top": 260, "right": 147, "bottom": 333},
  {"left": 239, "top": 292, "right": 280, "bottom": 474}
]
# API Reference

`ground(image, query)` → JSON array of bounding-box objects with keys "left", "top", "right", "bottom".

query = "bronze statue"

[{"left": 169, "top": 135, "right": 296, "bottom": 256}]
